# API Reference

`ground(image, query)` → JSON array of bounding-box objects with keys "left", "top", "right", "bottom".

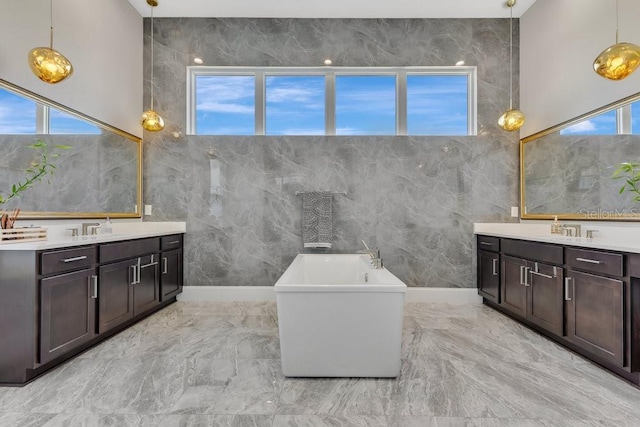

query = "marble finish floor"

[{"left": 1, "top": 302, "right": 640, "bottom": 426}]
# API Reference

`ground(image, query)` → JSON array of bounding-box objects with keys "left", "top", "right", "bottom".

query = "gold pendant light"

[
  {"left": 498, "top": 0, "right": 525, "bottom": 132},
  {"left": 593, "top": 0, "right": 640, "bottom": 81},
  {"left": 28, "top": 0, "right": 73, "bottom": 84},
  {"left": 141, "top": 0, "right": 165, "bottom": 132}
]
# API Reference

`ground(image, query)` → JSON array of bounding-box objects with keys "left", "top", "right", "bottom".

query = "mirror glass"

[
  {"left": 521, "top": 92, "right": 640, "bottom": 220},
  {"left": 0, "top": 80, "right": 141, "bottom": 219}
]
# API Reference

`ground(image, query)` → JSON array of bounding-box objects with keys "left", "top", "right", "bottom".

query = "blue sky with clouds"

[
  {"left": 0, "top": 88, "right": 100, "bottom": 134},
  {"left": 196, "top": 73, "right": 470, "bottom": 136}
]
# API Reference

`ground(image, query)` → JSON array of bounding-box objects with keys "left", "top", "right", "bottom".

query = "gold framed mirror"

[
  {"left": 520, "top": 91, "right": 640, "bottom": 221},
  {"left": 0, "top": 79, "right": 142, "bottom": 219}
]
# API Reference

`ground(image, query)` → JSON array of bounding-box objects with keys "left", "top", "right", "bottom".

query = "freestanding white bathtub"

[{"left": 274, "top": 254, "right": 406, "bottom": 377}]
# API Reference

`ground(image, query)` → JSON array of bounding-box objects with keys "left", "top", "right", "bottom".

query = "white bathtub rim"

[{"left": 177, "top": 286, "right": 482, "bottom": 304}]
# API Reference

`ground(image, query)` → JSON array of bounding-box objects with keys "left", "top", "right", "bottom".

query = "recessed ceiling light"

[
  {"left": 193, "top": 57, "right": 204, "bottom": 64},
  {"left": 324, "top": 59, "right": 332, "bottom": 66},
  {"left": 455, "top": 60, "right": 465, "bottom": 66}
]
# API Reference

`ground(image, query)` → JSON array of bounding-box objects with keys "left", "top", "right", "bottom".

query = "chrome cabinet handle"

[
  {"left": 480, "top": 242, "right": 493, "bottom": 246},
  {"left": 530, "top": 270, "right": 553, "bottom": 279},
  {"left": 162, "top": 257, "right": 168, "bottom": 274},
  {"left": 520, "top": 265, "right": 525, "bottom": 285},
  {"left": 523, "top": 267, "right": 531, "bottom": 286},
  {"left": 575, "top": 257, "right": 602, "bottom": 265},
  {"left": 63, "top": 255, "right": 87, "bottom": 263},
  {"left": 492, "top": 258, "right": 498, "bottom": 276},
  {"left": 167, "top": 240, "right": 180, "bottom": 245},
  {"left": 140, "top": 254, "right": 158, "bottom": 269},
  {"left": 90, "top": 275, "right": 98, "bottom": 299},
  {"left": 564, "top": 277, "right": 572, "bottom": 301}
]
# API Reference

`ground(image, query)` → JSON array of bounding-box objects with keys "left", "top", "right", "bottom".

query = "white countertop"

[
  {"left": 474, "top": 222, "right": 640, "bottom": 254},
  {"left": 0, "top": 222, "right": 186, "bottom": 251}
]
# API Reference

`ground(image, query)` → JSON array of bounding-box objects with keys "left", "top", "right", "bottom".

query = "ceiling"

[{"left": 127, "top": 0, "right": 537, "bottom": 19}]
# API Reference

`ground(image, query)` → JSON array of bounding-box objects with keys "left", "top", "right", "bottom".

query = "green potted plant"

[
  {"left": 612, "top": 161, "right": 640, "bottom": 204},
  {"left": 0, "top": 140, "right": 70, "bottom": 229}
]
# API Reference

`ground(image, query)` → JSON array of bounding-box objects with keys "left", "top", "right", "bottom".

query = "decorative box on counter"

[{"left": 0, "top": 227, "right": 47, "bottom": 244}]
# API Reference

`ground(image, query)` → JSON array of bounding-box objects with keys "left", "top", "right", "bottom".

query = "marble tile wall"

[
  {"left": 0, "top": 135, "right": 138, "bottom": 213},
  {"left": 143, "top": 18, "right": 520, "bottom": 288},
  {"left": 524, "top": 133, "right": 639, "bottom": 216}
]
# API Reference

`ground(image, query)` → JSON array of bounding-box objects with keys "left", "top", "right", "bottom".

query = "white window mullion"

[
  {"left": 618, "top": 104, "right": 631, "bottom": 135},
  {"left": 37, "top": 105, "right": 48, "bottom": 134},
  {"left": 325, "top": 71, "right": 336, "bottom": 135},
  {"left": 397, "top": 71, "right": 407, "bottom": 135},
  {"left": 468, "top": 69, "right": 478, "bottom": 136},
  {"left": 255, "top": 71, "right": 265, "bottom": 135}
]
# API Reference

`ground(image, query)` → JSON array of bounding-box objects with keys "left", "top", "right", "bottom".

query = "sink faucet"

[
  {"left": 81, "top": 222, "right": 101, "bottom": 236},
  {"left": 562, "top": 224, "right": 582, "bottom": 238},
  {"left": 361, "top": 240, "right": 384, "bottom": 269}
]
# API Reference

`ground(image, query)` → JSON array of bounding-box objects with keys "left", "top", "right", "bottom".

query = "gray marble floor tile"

[
  {"left": 170, "top": 359, "right": 280, "bottom": 415},
  {"left": 386, "top": 417, "right": 640, "bottom": 427},
  {"left": 377, "top": 357, "right": 518, "bottom": 418},
  {"left": 276, "top": 378, "right": 385, "bottom": 416},
  {"left": 4, "top": 302, "right": 640, "bottom": 427},
  {"left": 272, "top": 414, "right": 388, "bottom": 426},
  {"left": 3, "top": 413, "right": 275, "bottom": 427}
]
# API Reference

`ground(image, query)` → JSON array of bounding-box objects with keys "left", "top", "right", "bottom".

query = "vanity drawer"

[
  {"left": 566, "top": 248, "right": 623, "bottom": 277},
  {"left": 40, "top": 246, "right": 97, "bottom": 276},
  {"left": 161, "top": 234, "right": 183, "bottom": 251},
  {"left": 477, "top": 235, "right": 500, "bottom": 252},
  {"left": 100, "top": 237, "right": 160, "bottom": 263},
  {"left": 501, "top": 238, "right": 563, "bottom": 265}
]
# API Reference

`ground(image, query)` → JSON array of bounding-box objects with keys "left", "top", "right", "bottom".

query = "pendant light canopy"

[
  {"left": 593, "top": 0, "right": 640, "bottom": 81},
  {"left": 141, "top": 0, "right": 165, "bottom": 132},
  {"left": 498, "top": 0, "right": 525, "bottom": 132},
  {"left": 28, "top": 0, "right": 73, "bottom": 84}
]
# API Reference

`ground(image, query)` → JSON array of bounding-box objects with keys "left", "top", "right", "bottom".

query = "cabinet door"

[
  {"left": 478, "top": 250, "right": 500, "bottom": 303},
  {"left": 565, "top": 269, "right": 624, "bottom": 367},
  {"left": 527, "top": 262, "right": 563, "bottom": 336},
  {"left": 500, "top": 255, "right": 527, "bottom": 318},
  {"left": 40, "top": 268, "right": 97, "bottom": 364},
  {"left": 98, "top": 259, "right": 135, "bottom": 334},
  {"left": 134, "top": 254, "right": 160, "bottom": 315},
  {"left": 161, "top": 249, "right": 182, "bottom": 301}
]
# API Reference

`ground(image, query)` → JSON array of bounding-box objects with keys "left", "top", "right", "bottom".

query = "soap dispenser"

[
  {"left": 102, "top": 216, "right": 113, "bottom": 234},
  {"left": 551, "top": 216, "right": 562, "bottom": 234}
]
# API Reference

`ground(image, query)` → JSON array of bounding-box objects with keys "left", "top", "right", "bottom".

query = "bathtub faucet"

[{"left": 361, "top": 240, "right": 384, "bottom": 269}]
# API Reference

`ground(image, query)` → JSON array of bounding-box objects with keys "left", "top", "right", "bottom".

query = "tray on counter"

[{"left": 0, "top": 227, "right": 47, "bottom": 244}]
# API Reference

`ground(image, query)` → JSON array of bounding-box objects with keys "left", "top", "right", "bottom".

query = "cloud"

[
  {"left": 197, "top": 101, "right": 254, "bottom": 114},
  {"left": 562, "top": 120, "right": 597, "bottom": 134}
]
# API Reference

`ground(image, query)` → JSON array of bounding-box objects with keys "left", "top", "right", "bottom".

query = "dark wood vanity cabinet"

[
  {"left": 160, "top": 235, "right": 183, "bottom": 301},
  {"left": 477, "top": 236, "right": 500, "bottom": 303},
  {"left": 40, "top": 267, "right": 97, "bottom": 364},
  {"left": 0, "top": 233, "right": 184, "bottom": 386},
  {"left": 98, "top": 238, "right": 161, "bottom": 334},
  {"left": 498, "top": 240, "right": 564, "bottom": 336},
  {"left": 477, "top": 234, "right": 640, "bottom": 385}
]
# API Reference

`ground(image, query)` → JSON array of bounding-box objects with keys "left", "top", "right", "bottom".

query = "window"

[
  {"left": 189, "top": 67, "right": 476, "bottom": 136},
  {"left": 560, "top": 109, "right": 617, "bottom": 135},
  {"left": 266, "top": 75, "right": 325, "bottom": 135},
  {"left": 407, "top": 75, "right": 468, "bottom": 136},
  {"left": 49, "top": 108, "right": 101, "bottom": 134},
  {"left": 631, "top": 100, "right": 640, "bottom": 135},
  {"left": 335, "top": 75, "right": 396, "bottom": 135},
  {"left": 0, "top": 88, "right": 36, "bottom": 134},
  {"left": 196, "top": 75, "right": 255, "bottom": 135},
  {"left": 0, "top": 87, "right": 101, "bottom": 135}
]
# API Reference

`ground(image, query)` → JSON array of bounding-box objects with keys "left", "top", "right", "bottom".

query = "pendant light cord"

[
  {"left": 49, "top": 0, "right": 54, "bottom": 49},
  {"left": 615, "top": 0, "right": 619, "bottom": 44},
  {"left": 150, "top": 4, "right": 155, "bottom": 110},
  {"left": 509, "top": 2, "right": 513, "bottom": 110}
]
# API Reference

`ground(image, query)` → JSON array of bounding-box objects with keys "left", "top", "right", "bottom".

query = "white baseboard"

[{"left": 177, "top": 286, "right": 482, "bottom": 304}]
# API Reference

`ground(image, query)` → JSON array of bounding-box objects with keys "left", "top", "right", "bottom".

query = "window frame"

[{"left": 187, "top": 66, "right": 477, "bottom": 136}]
